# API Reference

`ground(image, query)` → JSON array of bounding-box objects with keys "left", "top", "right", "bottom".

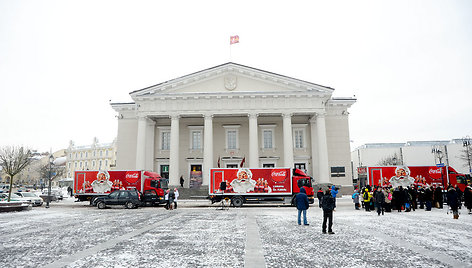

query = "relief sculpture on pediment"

[{"left": 224, "top": 75, "right": 237, "bottom": 91}]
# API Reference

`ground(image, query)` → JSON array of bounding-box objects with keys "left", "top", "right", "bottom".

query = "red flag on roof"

[
  {"left": 240, "top": 157, "right": 245, "bottom": 168},
  {"left": 230, "top": 35, "right": 239, "bottom": 45}
]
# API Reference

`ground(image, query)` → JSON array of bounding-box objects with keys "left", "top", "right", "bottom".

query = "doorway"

[{"left": 189, "top": 164, "right": 202, "bottom": 189}]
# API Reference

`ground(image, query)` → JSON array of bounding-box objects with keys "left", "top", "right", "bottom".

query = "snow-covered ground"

[{"left": 0, "top": 197, "right": 471, "bottom": 268}]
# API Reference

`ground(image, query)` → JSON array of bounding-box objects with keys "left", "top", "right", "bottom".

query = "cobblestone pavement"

[{"left": 0, "top": 198, "right": 471, "bottom": 268}]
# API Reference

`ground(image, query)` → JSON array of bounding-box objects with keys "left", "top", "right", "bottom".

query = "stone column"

[
  {"left": 248, "top": 113, "right": 259, "bottom": 168},
  {"left": 316, "top": 113, "right": 330, "bottom": 184},
  {"left": 203, "top": 114, "right": 214, "bottom": 186},
  {"left": 282, "top": 113, "right": 294, "bottom": 168},
  {"left": 135, "top": 116, "right": 147, "bottom": 170},
  {"left": 145, "top": 119, "right": 156, "bottom": 171},
  {"left": 169, "top": 114, "right": 180, "bottom": 186},
  {"left": 309, "top": 116, "right": 318, "bottom": 180}
]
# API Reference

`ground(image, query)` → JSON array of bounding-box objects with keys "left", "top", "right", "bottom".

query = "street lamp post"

[
  {"left": 46, "top": 155, "right": 54, "bottom": 208},
  {"left": 431, "top": 146, "right": 445, "bottom": 188},
  {"left": 463, "top": 136, "right": 471, "bottom": 175}
]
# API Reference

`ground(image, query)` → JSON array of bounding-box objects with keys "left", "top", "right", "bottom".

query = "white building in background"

[
  {"left": 351, "top": 139, "right": 472, "bottom": 180},
  {"left": 66, "top": 138, "right": 117, "bottom": 178},
  {"left": 110, "top": 63, "right": 356, "bottom": 191}
]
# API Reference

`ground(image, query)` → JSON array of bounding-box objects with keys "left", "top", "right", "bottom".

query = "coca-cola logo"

[
  {"left": 428, "top": 167, "right": 442, "bottom": 180},
  {"left": 271, "top": 169, "right": 287, "bottom": 182},
  {"left": 125, "top": 172, "right": 140, "bottom": 184}
]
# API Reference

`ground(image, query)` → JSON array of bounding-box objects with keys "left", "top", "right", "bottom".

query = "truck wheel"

[
  {"left": 231, "top": 196, "right": 244, "bottom": 207},
  {"left": 97, "top": 201, "right": 106, "bottom": 209},
  {"left": 125, "top": 202, "right": 135, "bottom": 209}
]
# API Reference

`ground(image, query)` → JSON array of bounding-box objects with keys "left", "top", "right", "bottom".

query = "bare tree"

[
  {"left": 37, "top": 162, "right": 65, "bottom": 185},
  {"left": 0, "top": 146, "right": 33, "bottom": 201},
  {"left": 459, "top": 142, "right": 472, "bottom": 173},
  {"left": 377, "top": 153, "right": 400, "bottom": 166}
]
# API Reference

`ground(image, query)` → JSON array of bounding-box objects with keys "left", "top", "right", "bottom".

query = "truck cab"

[
  {"left": 141, "top": 171, "right": 167, "bottom": 206},
  {"left": 292, "top": 168, "right": 315, "bottom": 204}
]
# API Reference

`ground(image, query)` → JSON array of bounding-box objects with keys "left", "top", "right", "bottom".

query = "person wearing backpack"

[{"left": 352, "top": 189, "right": 360, "bottom": 210}]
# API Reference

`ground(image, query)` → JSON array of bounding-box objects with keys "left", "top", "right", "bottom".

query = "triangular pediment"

[{"left": 130, "top": 62, "right": 334, "bottom": 99}]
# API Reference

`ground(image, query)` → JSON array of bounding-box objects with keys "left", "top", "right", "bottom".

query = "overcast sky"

[{"left": 1, "top": 0, "right": 471, "bottom": 153}]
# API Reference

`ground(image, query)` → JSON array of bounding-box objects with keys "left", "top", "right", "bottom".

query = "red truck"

[
  {"left": 364, "top": 166, "right": 469, "bottom": 191},
  {"left": 74, "top": 170, "right": 168, "bottom": 205},
  {"left": 208, "top": 168, "right": 315, "bottom": 207}
]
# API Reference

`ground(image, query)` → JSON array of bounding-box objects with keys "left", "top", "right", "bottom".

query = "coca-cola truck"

[
  {"left": 364, "top": 166, "right": 469, "bottom": 191},
  {"left": 74, "top": 170, "right": 168, "bottom": 205},
  {"left": 208, "top": 168, "right": 314, "bottom": 207}
]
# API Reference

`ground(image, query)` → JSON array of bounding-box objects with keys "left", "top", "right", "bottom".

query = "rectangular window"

[
  {"left": 263, "top": 130, "right": 273, "bottom": 149},
  {"left": 263, "top": 163, "right": 275, "bottom": 168},
  {"left": 191, "top": 131, "right": 202, "bottom": 150},
  {"left": 294, "top": 130, "right": 304, "bottom": 149},
  {"left": 331, "top": 166, "right": 346, "bottom": 177},
  {"left": 227, "top": 164, "right": 238, "bottom": 168},
  {"left": 161, "top": 131, "right": 171, "bottom": 150},
  {"left": 227, "top": 130, "right": 237, "bottom": 149}
]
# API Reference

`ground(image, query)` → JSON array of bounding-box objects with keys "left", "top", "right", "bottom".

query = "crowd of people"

[{"left": 352, "top": 183, "right": 472, "bottom": 218}]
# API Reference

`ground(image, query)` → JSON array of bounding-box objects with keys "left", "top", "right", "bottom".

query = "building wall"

[
  {"left": 351, "top": 140, "right": 472, "bottom": 180},
  {"left": 66, "top": 139, "right": 116, "bottom": 178}
]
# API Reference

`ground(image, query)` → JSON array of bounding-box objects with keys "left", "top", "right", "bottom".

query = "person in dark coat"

[
  {"left": 417, "top": 186, "right": 425, "bottom": 209},
  {"left": 180, "top": 176, "right": 184, "bottom": 188},
  {"left": 424, "top": 186, "right": 433, "bottom": 211},
  {"left": 296, "top": 187, "right": 310, "bottom": 225},
  {"left": 374, "top": 188, "right": 385, "bottom": 216},
  {"left": 434, "top": 186, "right": 443, "bottom": 208},
  {"left": 455, "top": 185, "right": 463, "bottom": 209},
  {"left": 446, "top": 187, "right": 460, "bottom": 219},
  {"left": 316, "top": 188, "right": 324, "bottom": 208},
  {"left": 463, "top": 186, "right": 472, "bottom": 214},
  {"left": 321, "top": 189, "right": 335, "bottom": 234}
]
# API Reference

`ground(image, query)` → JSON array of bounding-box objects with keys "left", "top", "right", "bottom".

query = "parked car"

[
  {"left": 40, "top": 189, "right": 63, "bottom": 202},
  {"left": 92, "top": 190, "right": 142, "bottom": 209},
  {"left": 0, "top": 193, "right": 24, "bottom": 202},
  {"left": 14, "top": 192, "right": 43, "bottom": 206}
]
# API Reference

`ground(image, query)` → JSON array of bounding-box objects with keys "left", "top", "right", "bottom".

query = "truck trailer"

[
  {"left": 208, "top": 168, "right": 314, "bottom": 207},
  {"left": 74, "top": 170, "right": 168, "bottom": 205},
  {"left": 364, "top": 165, "right": 469, "bottom": 191}
]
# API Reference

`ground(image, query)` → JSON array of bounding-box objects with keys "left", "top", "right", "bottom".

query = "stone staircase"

[{"left": 173, "top": 186, "right": 209, "bottom": 199}]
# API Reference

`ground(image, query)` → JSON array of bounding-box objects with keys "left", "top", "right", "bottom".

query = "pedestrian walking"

[
  {"left": 174, "top": 188, "right": 179, "bottom": 209},
  {"left": 164, "top": 189, "right": 170, "bottom": 210},
  {"left": 180, "top": 176, "right": 184, "bottom": 188},
  {"left": 424, "top": 186, "right": 433, "bottom": 211},
  {"left": 295, "top": 187, "right": 310, "bottom": 225},
  {"left": 321, "top": 189, "right": 335, "bottom": 234},
  {"left": 67, "top": 186, "right": 73, "bottom": 197}
]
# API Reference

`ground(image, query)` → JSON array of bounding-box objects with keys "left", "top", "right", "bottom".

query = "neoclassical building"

[{"left": 111, "top": 63, "right": 356, "bottom": 191}]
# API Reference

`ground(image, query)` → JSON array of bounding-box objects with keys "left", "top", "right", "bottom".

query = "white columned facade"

[
  {"left": 316, "top": 113, "right": 330, "bottom": 183},
  {"left": 309, "top": 116, "right": 318, "bottom": 180},
  {"left": 248, "top": 113, "right": 259, "bottom": 168},
  {"left": 203, "top": 114, "right": 213, "bottom": 186},
  {"left": 169, "top": 114, "right": 180, "bottom": 186},
  {"left": 283, "top": 113, "right": 294, "bottom": 168},
  {"left": 136, "top": 116, "right": 147, "bottom": 170}
]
